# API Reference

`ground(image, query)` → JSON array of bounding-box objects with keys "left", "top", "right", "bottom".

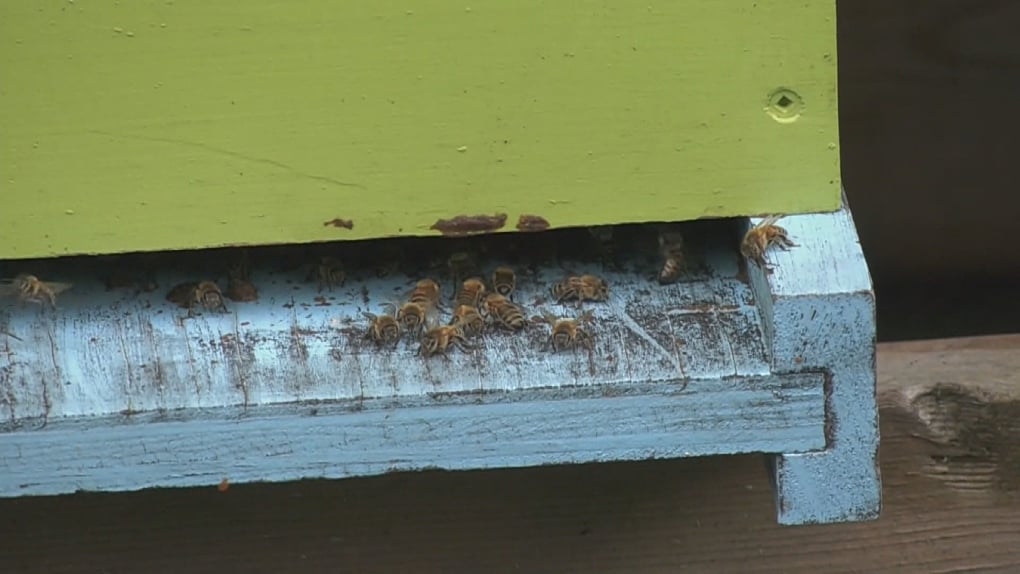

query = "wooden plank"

[
  {"left": 743, "top": 203, "right": 880, "bottom": 524},
  {"left": 0, "top": 373, "right": 825, "bottom": 497},
  {"left": 0, "top": 0, "right": 840, "bottom": 259},
  {"left": 0, "top": 224, "right": 767, "bottom": 422},
  {"left": 3, "top": 219, "right": 837, "bottom": 498},
  {"left": 0, "top": 336, "right": 1016, "bottom": 573}
]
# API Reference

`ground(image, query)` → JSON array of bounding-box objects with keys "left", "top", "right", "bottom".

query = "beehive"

[{"left": 0, "top": 1, "right": 838, "bottom": 258}]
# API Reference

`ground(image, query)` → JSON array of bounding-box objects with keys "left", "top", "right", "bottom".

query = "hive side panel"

[{"left": 0, "top": 1, "right": 839, "bottom": 258}]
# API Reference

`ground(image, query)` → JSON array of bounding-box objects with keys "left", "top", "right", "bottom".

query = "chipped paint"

[
  {"left": 516, "top": 214, "right": 550, "bottom": 232},
  {"left": 323, "top": 218, "right": 354, "bottom": 230},
  {"left": 430, "top": 213, "right": 508, "bottom": 236}
]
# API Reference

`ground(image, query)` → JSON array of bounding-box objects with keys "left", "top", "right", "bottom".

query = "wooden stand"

[{"left": 0, "top": 200, "right": 879, "bottom": 526}]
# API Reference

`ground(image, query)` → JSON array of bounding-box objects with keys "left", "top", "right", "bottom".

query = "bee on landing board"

[
  {"left": 551, "top": 274, "right": 609, "bottom": 304},
  {"left": 0, "top": 274, "right": 73, "bottom": 308},
  {"left": 454, "top": 277, "right": 487, "bottom": 309},
  {"left": 450, "top": 304, "right": 485, "bottom": 337},
  {"left": 490, "top": 266, "right": 517, "bottom": 298},
  {"left": 541, "top": 310, "right": 595, "bottom": 352},
  {"left": 419, "top": 323, "right": 472, "bottom": 358},
  {"left": 312, "top": 256, "right": 346, "bottom": 292},
  {"left": 657, "top": 230, "right": 687, "bottom": 285},
  {"left": 189, "top": 281, "right": 229, "bottom": 316},
  {"left": 740, "top": 215, "right": 797, "bottom": 268},
  {"left": 226, "top": 260, "right": 259, "bottom": 302},
  {"left": 363, "top": 309, "right": 401, "bottom": 347},
  {"left": 482, "top": 293, "right": 528, "bottom": 331},
  {"left": 447, "top": 251, "right": 480, "bottom": 286},
  {"left": 394, "top": 278, "right": 442, "bottom": 337}
]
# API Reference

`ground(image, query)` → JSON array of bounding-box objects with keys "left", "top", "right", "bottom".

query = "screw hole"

[{"left": 765, "top": 88, "right": 803, "bottom": 123}]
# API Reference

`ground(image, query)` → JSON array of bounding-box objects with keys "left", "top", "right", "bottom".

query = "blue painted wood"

[
  {"left": 1, "top": 374, "right": 824, "bottom": 496},
  {"left": 747, "top": 197, "right": 881, "bottom": 525},
  {"left": 0, "top": 203, "right": 880, "bottom": 525}
]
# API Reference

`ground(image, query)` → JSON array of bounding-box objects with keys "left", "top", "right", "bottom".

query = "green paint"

[{"left": 0, "top": 1, "right": 839, "bottom": 259}]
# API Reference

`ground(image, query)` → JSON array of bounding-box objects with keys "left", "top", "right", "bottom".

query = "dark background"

[{"left": 840, "top": 0, "right": 1019, "bottom": 340}]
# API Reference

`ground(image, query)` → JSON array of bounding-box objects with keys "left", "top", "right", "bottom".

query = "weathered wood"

[
  {"left": 1, "top": 374, "right": 825, "bottom": 497},
  {"left": 0, "top": 204, "right": 877, "bottom": 525},
  {"left": 746, "top": 204, "right": 880, "bottom": 524},
  {"left": 0, "top": 0, "right": 840, "bottom": 259},
  {"left": 0, "top": 336, "right": 1016, "bottom": 574}
]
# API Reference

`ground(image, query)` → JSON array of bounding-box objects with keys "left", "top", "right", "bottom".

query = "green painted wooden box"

[{"left": 0, "top": 1, "right": 839, "bottom": 259}]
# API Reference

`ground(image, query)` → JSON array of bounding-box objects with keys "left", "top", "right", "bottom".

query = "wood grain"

[{"left": 0, "top": 335, "right": 1017, "bottom": 573}]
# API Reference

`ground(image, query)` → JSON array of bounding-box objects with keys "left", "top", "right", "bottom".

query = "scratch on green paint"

[{"left": 0, "top": 1, "right": 839, "bottom": 259}]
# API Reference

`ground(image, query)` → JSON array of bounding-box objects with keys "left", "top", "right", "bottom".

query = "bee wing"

[
  {"left": 378, "top": 301, "right": 399, "bottom": 316},
  {"left": 540, "top": 311, "right": 559, "bottom": 326},
  {"left": 44, "top": 281, "right": 73, "bottom": 295},
  {"left": 361, "top": 311, "right": 379, "bottom": 321},
  {"left": 756, "top": 214, "right": 784, "bottom": 228},
  {"left": 578, "top": 309, "right": 595, "bottom": 324}
]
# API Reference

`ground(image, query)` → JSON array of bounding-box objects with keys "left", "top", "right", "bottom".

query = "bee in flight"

[
  {"left": 740, "top": 215, "right": 797, "bottom": 268},
  {"left": 0, "top": 274, "right": 73, "bottom": 309}
]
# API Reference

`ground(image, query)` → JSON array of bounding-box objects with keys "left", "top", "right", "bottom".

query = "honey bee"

[
  {"left": 363, "top": 310, "right": 401, "bottom": 346},
  {"left": 551, "top": 274, "right": 609, "bottom": 304},
  {"left": 450, "top": 304, "right": 485, "bottom": 337},
  {"left": 312, "top": 256, "right": 346, "bottom": 292},
  {"left": 483, "top": 293, "right": 528, "bottom": 331},
  {"left": 419, "top": 324, "right": 471, "bottom": 358},
  {"left": 657, "top": 229, "right": 686, "bottom": 285},
  {"left": 166, "top": 282, "right": 199, "bottom": 308},
  {"left": 225, "top": 262, "right": 259, "bottom": 302},
  {"left": 541, "top": 310, "right": 595, "bottom": 352},
  {"left": 391, "top": 301, "right": 425, "bottom": 336},
  {"left": 454, "top": 277, "right": 487, "bottom": 309},
  {"left": 0, "top": 274, "right": 73, "bottom": 308},
  {"left": 490, "top": 265, "right": 517, "bottom": 298},
  {"left": 189, "top": 280, "right": 229, "bottom": 316},
  {"left": 408, "top": 278, "right": 442, "bottom": 308},
  {"left": 741, "top": 215, "right": 797, "bottom": 267},
  {"left": 447, "top": 251, "right": 479, "bottom": 284}
]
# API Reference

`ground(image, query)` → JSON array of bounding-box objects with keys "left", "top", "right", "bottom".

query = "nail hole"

[{"left": 776, "top": 95, "right": 793, "bottom": 109}]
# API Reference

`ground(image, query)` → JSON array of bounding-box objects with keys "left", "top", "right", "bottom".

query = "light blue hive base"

[{"left": 0, "top": 199, "right": 879, "bottom": 525}]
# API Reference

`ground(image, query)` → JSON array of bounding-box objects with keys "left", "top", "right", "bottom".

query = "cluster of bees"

[
  {"left": 0, "top": 216, "right": 796, "bottom": 334},
  {"left": 363, "top": 257, "right": 611, "bottom": 358}
]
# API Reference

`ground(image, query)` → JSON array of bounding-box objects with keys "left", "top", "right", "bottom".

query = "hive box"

[{"left": 0, "top": 1, "right": 839, "bottom": 258}]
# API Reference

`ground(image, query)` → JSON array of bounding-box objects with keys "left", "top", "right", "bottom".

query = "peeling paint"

[
  {"left": 516, "top": 214, "right": 550, "bottom": 232},
  {"left": 430, "top": 213, "right": 507, "bottom": 236},
  {"left": 323, "top": 218, "right": 354, "bottom": 230}
]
